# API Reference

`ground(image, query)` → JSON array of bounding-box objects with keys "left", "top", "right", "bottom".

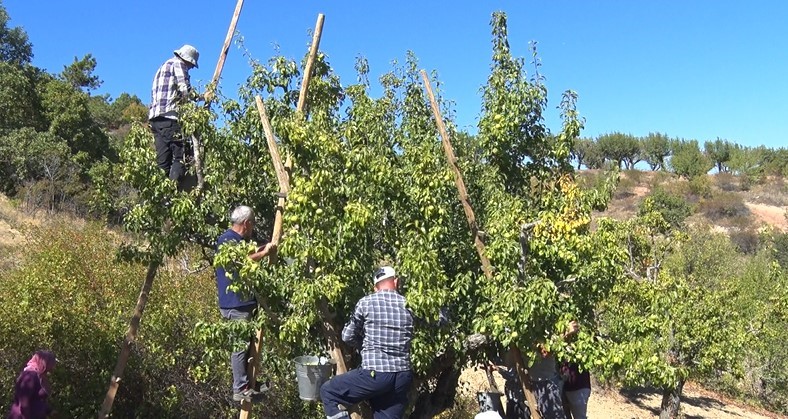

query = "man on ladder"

[{"left": 148, "top": 44, "right": 200, "bottom": 185}]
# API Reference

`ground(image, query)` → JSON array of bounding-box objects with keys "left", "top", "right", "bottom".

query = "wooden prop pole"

[
  {"left": 296, "top": 14, "right": 325, "bottom": 115},
  {"left": 239, "top": 98, "right": 291, "bottom": 418},
  {"left": 419, "top": 70, "right": 492, "bottom": 279},
  {"left": 206, "top": 0, "right": 245, "bottom": 103},
  {"left": 296, "top": 16, "right": 362, "bottom": 416},
  {"left": 98, "top": 261, "right": 161, "bottom": 418},
  {"left": 420, "top": 70, "right": 542, "bottom": 419},
  {"left": 239, "top": 14, "right": 335, "bottom": 417},
  {"left": 193, "top": 0, "right": 245, "bottom": 195}
]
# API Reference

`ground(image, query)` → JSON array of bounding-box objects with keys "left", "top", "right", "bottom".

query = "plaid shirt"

[
  {"left": 148, "top": 57, "right": 191, "bottom": 120},
  {"left": 342, "top": 290, "right": 414, "bottom": 372}
]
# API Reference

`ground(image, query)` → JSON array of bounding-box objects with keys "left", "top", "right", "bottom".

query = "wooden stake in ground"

[
  {"left": 419, "top": 70, "right": 493, "bottom": 279},
  {"left": 98, "top": 261, "right": 160, "bottom": 418},
  {"left": 297, "top": 14, "right": 325, "bottom": 115},
  {"left": 239, "top": 14, "right": 333, "bottom": 419},
  {"left": 295, "top": 15, "right": 363, "bottom": 418},
  {"left": 98, "top": 2, "right": 245, "bottom": 418},
  {"left": 193, "top": 0, "right": 245, "bottom": 196},
  {"left": 239, "top": 97, "right": 291, "bottom": 418},
  {"left": 420, "top": 69, "right": 543, "bottom": 419},
  {"left": 206, "top": 0, "right": 244, "bottom": 104}
]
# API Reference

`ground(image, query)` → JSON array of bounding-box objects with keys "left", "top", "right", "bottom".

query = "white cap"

[{"left": 373, "top": 266, "right": 396, "bottom": 285}]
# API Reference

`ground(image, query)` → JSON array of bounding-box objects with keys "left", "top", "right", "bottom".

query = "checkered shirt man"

[{"left": 342, "top": 289, "right": 414, "bottom": 372}]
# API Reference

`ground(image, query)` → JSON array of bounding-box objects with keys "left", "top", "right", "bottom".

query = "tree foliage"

[
  {"left": 597, "top": 132, "right": 640, "bottom": 170},
  {"left": 704, "top": 138, "right": 733, "bottom": 173},
  {"left": 601, "top": 221, "right": 748, "bottom": 418},
  {"left": 61, "top": 53, "right": 102, "bottom": 92},
  {"left": 641, "top": 132, "right": 671, "bottom": 171},
  {"left": 0, "top": 1, "right": 32, "bottom": 66},
  {"left": 669, "top": 139, "right": 711, "bottom": 179}
]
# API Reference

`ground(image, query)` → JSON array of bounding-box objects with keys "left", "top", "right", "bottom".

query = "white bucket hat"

[
  {"left": 373, "top": 266, "right": 396, "bottom": 285},
  {"left": 174, "top": 44, "right": 199, "bottom": 68}
]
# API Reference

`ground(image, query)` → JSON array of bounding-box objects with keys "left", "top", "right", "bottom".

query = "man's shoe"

[
  {"left": 232, "top": 390, "right": 251, "bottom": 403},
  {"left": 233, "top": 387, "right": 266, "bottom": 403},
  {"left": 253, "top": 380, "right": 271, "bottom": 393}
]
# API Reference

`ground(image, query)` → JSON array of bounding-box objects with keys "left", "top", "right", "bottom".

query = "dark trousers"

[
  {"left": 219, "top": 305, "right": 256, "bottom": 393},
  {"left": 320, "top": 368, "right": 413, "bottom": 419},
  {"left": 150, "top": 117, "right": 185, "bottom": 181}
]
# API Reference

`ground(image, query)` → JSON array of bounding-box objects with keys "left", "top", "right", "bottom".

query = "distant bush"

[
  {"left": 638, "top": 188, "right": 694, "bottom": 229},
  {"left": 775, "top": 232, "right": 788, "bottom": 270},
  {"left": 715, "top": 172, "right": 740, "bottom": 192},
  {"left": 729, "top": 228, "right": 761, "bottom": 254},
  {"left": 648, "top": 170, "right": 675, "bottom": 188},
  {"left": 699, "top": 192, "right": 749, "bottom": 221},
  {"left": 622, "top": 169, "right": 645, "bottom": 185},
  {"left": 689, "top": 174, "right": 713, "bottom": 199}
]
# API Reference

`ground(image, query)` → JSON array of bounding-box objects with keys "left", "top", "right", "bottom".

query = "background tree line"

[
  {"left": 0, "top": 1, "right": 146, "bottom": 216},
  {"left": 573, "top": 132, "right": 788, "bottom": 186}
]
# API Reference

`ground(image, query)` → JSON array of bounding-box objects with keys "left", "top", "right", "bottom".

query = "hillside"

[
  {"left": 584, "top": 170, "right": 787, "bottom": 233},
  {"left": 3, "top": 169, "right": 787, "bottom": 418}
]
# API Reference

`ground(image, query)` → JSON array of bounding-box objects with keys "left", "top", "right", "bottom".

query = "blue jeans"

[
  {"left": 320, "top": 368, "right": 413, "bottom": 419},
  {"left": 219, "top": 305, "right": 255, "bottom": 393}
]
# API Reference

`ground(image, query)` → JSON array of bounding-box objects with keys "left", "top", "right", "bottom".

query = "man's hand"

[
  {"left": 202, "top": 89, "right": 215, "bottom": 103},
  {"left": 563, "top": 320, "right": 580, "bottom": 339},
  {"left": 249, "top": 242, "right": 276, "bottom": 262}
]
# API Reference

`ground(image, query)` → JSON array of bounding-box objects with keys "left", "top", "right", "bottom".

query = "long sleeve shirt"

[
  {"left": 7, "top": 371, "right": 51, "bottom": 419},
  {"left": 148, "top": 57, "right": 191, "bottom": 120},
  {"left": 342, "top": 289, "right": 414, "bottom": 372}
]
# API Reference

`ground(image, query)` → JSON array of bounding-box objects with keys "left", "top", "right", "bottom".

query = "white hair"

[{"left": 230, "top": 205, "right": 254, "bottom": 225}]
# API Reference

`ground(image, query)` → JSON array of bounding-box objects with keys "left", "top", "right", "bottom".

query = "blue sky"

[{"left": 5, "top": 0, "right": 787, "bottom": 149}]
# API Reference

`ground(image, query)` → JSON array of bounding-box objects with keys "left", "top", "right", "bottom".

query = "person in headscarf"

[{"left": 7, "top": 350, "right": 57, "bottom": 419}]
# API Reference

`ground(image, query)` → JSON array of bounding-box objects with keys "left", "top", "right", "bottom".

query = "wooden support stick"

[
  {"left": 419, "top": 70, "right": 492, "bottom": 278},
  {"left": 98, "top": 260, "right": 160, "bottom": 419},
  {"left": 193, "top": 0, "right": 245, "bottom": 196},
  {"left": 296, "top": 13, "right": 325, "bottom": 115},
  {"left": 255, "top": 96, "right": 290, "bottom": 198},
  {"left": 420, "top": 69, "right": 542, "bottom": 419},
  {"left": 240, "top": 98, "right": 292, "bottom": 418},
  {"left": 206, "top": 0, "right": 245, "bottom": 103}
]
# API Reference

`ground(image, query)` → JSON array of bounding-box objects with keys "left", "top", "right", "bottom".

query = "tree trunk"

[
  {"left": 659, "top": 379, "right": 685, "bottom": 419},
  {"left": 409, "top": 365, "right": 462, "bottom": 419}
]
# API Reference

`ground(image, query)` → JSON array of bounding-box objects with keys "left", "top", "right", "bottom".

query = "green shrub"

[
  {"left": 0, "top": 221, "right": 232, "bottom": 418},
  {"left": 638, "top": 188, "right": 694, "bottom": 229},
  {"left": 689, "top": 174, "right": 713, "bottom": 199},
  {"left": 699, "top": 192, "right": 749, "bottom": 221}
]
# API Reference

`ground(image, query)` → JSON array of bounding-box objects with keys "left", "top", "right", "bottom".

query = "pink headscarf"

[{"left": 23, "top": 350, "right": 56, "bottom": 394}]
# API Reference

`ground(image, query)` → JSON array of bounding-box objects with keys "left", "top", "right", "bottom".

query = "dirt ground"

[
  {"left": 458, "top": 367, "right": 785, "bottom": 419},
  {"left": 745, "top": 202, "right": 787, "bottom": 232}
]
